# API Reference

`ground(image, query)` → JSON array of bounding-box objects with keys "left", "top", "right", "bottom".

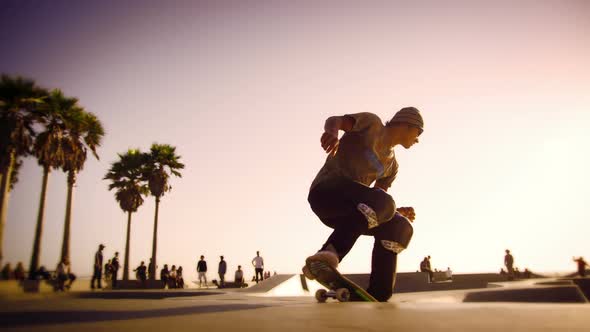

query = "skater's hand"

[
  {"left": 397, "top": 207, "right": 415, "bottom": 221},
  {"left": 321, "top": 131, "right": 339, "bottom": 155}
]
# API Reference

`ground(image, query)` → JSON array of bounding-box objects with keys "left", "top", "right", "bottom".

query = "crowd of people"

[
  {"left": 87, "top": 244, "right": 273, "bottom": 290},
  {"left": 1, "top": 262, "right": 26, "bottom": 281},
  {"left": 1, "top": 259, "right": 76, "bottom": 291},
  {"left": 418, "top": 256, "right": 452, "bottom": 282}
]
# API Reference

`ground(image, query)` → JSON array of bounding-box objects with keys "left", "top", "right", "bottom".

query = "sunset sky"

[{"left": 1, "top": 0, "right": 589, "bottom": 282}]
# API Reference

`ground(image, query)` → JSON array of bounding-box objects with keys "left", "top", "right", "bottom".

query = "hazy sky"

[{"left": 1, "top": 0, "right": 589, "bottom": 282}]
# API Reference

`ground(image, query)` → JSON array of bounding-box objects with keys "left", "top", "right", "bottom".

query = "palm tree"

[
  {"left": 29, "top": 89, "right": 78, "bottom": 278},
  {"left": 104, "top": 149, "right": 149, "bottom": 281},
  {"left": 143, "top": 144, "right": 184, "bottom": 280},
  {"left": 59, "top": 109, "right": 104, "bottom": 264},
  {"left": 0, "top": 75, "right": 45, "bottom": 266}
]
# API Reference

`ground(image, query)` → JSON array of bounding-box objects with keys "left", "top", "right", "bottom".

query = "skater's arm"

[{"left": 321, "top": 116, "right": 354, "bottom": 155}]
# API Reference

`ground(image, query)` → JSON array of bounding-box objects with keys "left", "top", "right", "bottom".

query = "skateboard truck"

[{"left": 315, "top": 288, "right": 351, "bottom": 303}]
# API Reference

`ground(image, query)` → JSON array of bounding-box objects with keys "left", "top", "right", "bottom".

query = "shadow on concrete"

[
  {"left": 0, "top": 304, "right": 269, "bottom": 327},
  {"left": 463, "top": 286, "right": 588, "bottom": 303},
  {"left": 74, "top": 291, "right": 223, "bottom": 299}
]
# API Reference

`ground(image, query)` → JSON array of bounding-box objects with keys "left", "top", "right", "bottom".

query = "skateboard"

[{"left": 310, "top": 262, "right": 378, "bottom": 303}]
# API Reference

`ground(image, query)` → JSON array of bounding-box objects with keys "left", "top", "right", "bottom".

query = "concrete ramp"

[
  {"left": 464, "top": 286, "right": 588, "bottom": 303},
  {"left": 238, "top": 274, "right": 295, "bottom": 293}
]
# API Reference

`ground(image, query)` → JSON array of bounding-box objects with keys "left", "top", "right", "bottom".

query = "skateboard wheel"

[
  {"left": 335, "top": 288, "right": 350, "bottom": 302},
  {"left": 315, "top": 289, "right": 328, "bottom": 303}
]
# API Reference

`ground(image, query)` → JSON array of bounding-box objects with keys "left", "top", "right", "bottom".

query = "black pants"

[
  {"left": 112, "top": 270, "right": 118, "bottom": 288},
  {"left": 91, "top": 267, "right": 102, "bottom": 289},
  {"left": 308, "top": 177, "right": 413, "bottom": 302},
  {"left": 255, "top": 268, "right": 264, "bottom": 283}
]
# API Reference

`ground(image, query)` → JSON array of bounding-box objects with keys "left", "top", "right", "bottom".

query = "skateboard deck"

[{"left": 309, "top": 261, "right": 377, "bottom": 302}]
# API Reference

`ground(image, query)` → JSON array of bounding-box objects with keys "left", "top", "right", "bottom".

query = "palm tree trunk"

[
  {"left": 0, "top": 152, "right": 15, "bottom": 266},
  {"left": 60, "top": 171, "right": 76, "bottom": 264},
  {"left": 149, "top": 196, "right": 160, "bottom": 280},
  {"left": 123, "top": 211, "right": 132, "bottom": 281},
  {"left": 29, "top": 165, "right": 50, "bottom": 279}
]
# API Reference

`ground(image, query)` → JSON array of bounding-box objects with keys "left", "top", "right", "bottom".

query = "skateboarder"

[{"left": 303, "top": 107, "right": 423, "bottom": 302}]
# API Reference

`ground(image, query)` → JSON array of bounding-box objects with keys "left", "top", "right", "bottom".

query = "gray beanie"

[{"left": 389, "top": 107, "right": 424, "bottom": 131}]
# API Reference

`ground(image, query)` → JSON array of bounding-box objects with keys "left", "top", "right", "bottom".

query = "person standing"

[
  {"left": 252, "top": 251, "right": 264, "bottom": 283},
  {"left": 91, "top": 244, "right": 105, "bottom": 289},
  {"left": 573, "top": 257, "right": 589, "bottom": 277},
  {"left": 302, "top": 108, "right": 422, "bottom": 302},
  {"left": 134, "top": 261, "right": 147, "bottom": 287},
  {"left": 14, "top": 262, "right": 25, "bottom": 281},
  {"left": 197, "top": 255, "right": 208, "bottom": 288},
  {"left": 160, "top": 264, "right": 170, "bottom": 288},
  {"left": 420, "top": 257, "right": 433, "bottom": 282},
  {"left": 218, "top": 256, "right": 227, "bottom": 288},
  {"left": 148, "top": 258, "right": 155, "bottom": 280},
  {"left": 111, "top": 252, "right": 120, "bottom": 289},
  {"left": 504, "top": 249, "right": 515, "bottom": 280},
  {"left": 176, "top": 266, "right": 184, "bottom": 288}
]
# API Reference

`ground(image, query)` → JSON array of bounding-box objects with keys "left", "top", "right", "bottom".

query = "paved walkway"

[{"left": 1, "top": 279, "right": 590, "bottom": 331}]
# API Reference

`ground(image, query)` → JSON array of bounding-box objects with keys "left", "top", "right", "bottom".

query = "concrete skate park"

[{"left": 1, "top": 272, "right": 590, "bottom": 331}]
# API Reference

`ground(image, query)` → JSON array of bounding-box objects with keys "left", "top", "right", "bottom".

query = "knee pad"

[
  {"left": 380, "top": 197, "right": 396, "bottom": 222},
  {"left": 380, "top": 240, "right": 406, "bottom": 254}
]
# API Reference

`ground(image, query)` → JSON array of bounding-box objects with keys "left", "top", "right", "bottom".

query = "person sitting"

[
  {"left": 235, "top": 265, "right": 245, "bottom": 288},
  {"left": 36, "top": 266, "right": 52, "bottom": 280},
  {"left": 55, "top": 258, "right": 76, "bottom": 291}
]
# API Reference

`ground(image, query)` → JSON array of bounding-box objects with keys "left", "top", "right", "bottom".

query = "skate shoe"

[
  {"left": 302, "top": 250, "right": 339, "bottom": 280},
  {"left": 357, "top": 203, "right": 379, "bottom": 229}
]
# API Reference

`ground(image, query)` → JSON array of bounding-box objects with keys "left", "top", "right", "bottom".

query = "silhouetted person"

[
  {"left": 420, "top": 257, "right": 433, "bottom": 282},
  {"left": 218, "top": 256, "right": 227, "bottom": 288},
  {"left": 147, "top": 258, "right": 158, "bottom": 279},
  {"left": 169, "top": 265, "right": 177, "bottom": 288},
  {"left": 91, "top": 244, "right": 105, "bottom": 289},
  {"left": 1, "top": 263, "right": 11, "bottom": 280},
  {"left": 160, "top": 264, "right": 169, "bottom": 288},
  {"left": 111, "top": 252, "right": 120, "bottom": 288},
  {"left": 573, "top": 257, "right": 589, "bottom": 277},
  {"left": 37, "top": 266, "right": 51, "bottom": 280},
  {"left": 302, "top": 108, "right": 423, "bottom": 302},
  {"left": 104, "top": 259, "right": 112, "bottom": 282},
  {"left": 134, "top": 261, "right": 147, "bottom": 287},
  {"left": 14, "top": 262, "right": 25, "bottom": 281},
  {"left": 252, "top": 251, "right": 264, "bottom": 283},
  {"left": 197, "top": 255, "right": 208, "bottom": 288},
  {"left": 523, "top": 268, "right": 532, "bottom": 279},
  {"left": 235, "top": 265, "right": 244, "bottom": 287},
  {"left": 177, "top": 266, "right": 184, "bottom": 288},
  {"left": 504, "top": 250, "right": 514, "bottom": 280}
]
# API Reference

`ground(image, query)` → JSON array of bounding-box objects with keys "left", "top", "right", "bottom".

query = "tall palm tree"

[
  {"left": 59, "top": 109, "right": 104, "bottom": 264},
  {"left": 0, "top": 75, "right": 45, "bottom": 266},
  {"left": 104, "top": 149, "right": 148, "bottom": 281},
  {"left": 143, "top": 144, "right": 184, "bottom": 280},
  {"left": 29, "top": 89, "right": 78, "bottom": 278}
]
